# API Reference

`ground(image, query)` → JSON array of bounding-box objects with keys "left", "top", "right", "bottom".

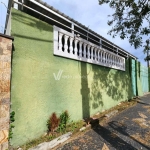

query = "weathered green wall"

[
  {"left": 140, "top": 63, "right": 149, "bottom": 93},
  {"left": 131, "top": 59, "right": 137, "bottom": 96},
  {"left": 11, "top": 9, "right": 133, "bottom": 147}
]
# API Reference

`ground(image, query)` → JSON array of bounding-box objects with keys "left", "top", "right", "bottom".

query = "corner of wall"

[{"left": 0, "top": 34, "right": 13, "bottom": 150}]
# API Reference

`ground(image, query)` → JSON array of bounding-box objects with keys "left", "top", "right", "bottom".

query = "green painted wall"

[
  {"left": 140, "top": 64, "right": 149, "bottom": 93},
  {"left": 11, "top": 9, "right": 134, "bottom": 147},
  {"left": 131, "top": 59, "right": 137, "bottom": 96}
]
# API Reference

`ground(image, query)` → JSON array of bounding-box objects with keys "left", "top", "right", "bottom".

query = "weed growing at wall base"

[
  {"left": 47, "top": 111, "right": 83, "bottom": 136},
  {"left": 58, "top": 111, "right": 70, "bottom": 133},
  {"left": 9, "top": 111, "right": 15, "bottom": 140},
  {"left": 47, "top": 112, "right": 60, "bottom": 133},
  {"left": 47, "top": 111, "right": 70, "bottom": 134}
]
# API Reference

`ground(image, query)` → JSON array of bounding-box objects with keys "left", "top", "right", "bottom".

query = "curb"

[{"left": 28, "top": 132, "right": 72, "bottom": 150}]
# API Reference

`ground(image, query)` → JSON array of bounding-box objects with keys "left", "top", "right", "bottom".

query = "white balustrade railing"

[{"left": 53, "top": 26, "right": 125, "bottom": 71}]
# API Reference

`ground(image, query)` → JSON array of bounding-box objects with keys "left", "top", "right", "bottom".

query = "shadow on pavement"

[
  {"left": 92, "top": 124, "right": 137, "bottom": 150},
  {"left": 89, "top": 116, "right": 150, "bottom": 150},
  {"left": 108, "top": 121, "right": 150, "bottom": 150}
]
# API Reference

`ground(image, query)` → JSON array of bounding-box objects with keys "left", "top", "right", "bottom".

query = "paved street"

[{"left": 55, "top": 94, "right": 150, "bottom": 150}]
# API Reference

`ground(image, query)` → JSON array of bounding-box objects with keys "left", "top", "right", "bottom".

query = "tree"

[{"left": 98, "top": 0, "right": 150, "bottom": 54}]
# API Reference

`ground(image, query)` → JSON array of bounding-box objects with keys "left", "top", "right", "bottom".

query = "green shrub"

[
  {"left": 9, "top": 111, "right": 15, "bottom": 139},
  {"left": 58, "top": 110, "right": 70, "bottom": 132}
]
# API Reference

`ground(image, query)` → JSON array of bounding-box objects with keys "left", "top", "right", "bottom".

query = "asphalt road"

[{"left": 55, "top": 94, "right": 150, "bottom": 150}]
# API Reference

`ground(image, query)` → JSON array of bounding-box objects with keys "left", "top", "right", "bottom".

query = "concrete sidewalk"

[{"left": 54, "top": 94, "right": 150, "bottom": 150}]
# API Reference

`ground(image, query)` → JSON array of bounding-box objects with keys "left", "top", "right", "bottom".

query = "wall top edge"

[{"left": 0, "top": 33, "right": 14, "bottom": 41}]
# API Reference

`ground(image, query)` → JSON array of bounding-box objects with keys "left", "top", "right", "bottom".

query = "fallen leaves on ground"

[
  {"left": 142, "top": 106, "right": 150, "bottom": 113},
  {"left": 130, "top": 133, "right": 150, "bottom": 147},
  {"left": 110, "top": 132, "right": 118, "bottom": 138},
  {"left": 72, "top": 146, "right": 80, "bottom": 150},
  {"left": 132, "top": 118, "right": 149, "bottom": 128},
  {"left": 138, "top": 112, "right": 148, "bottom": 118},
  {"left": 102, "top": 143, "right": 109, "bottom": 150}
]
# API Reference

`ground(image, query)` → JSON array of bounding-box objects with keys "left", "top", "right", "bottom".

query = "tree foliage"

[{"left": 98, "top": 0, "right": 150, "bottom": 53}]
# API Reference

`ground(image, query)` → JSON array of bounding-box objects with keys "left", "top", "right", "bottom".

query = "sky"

[
  {"left": 0, "top": 0, "right": 8, "bottom": 33},
  {"left": 0, "top": 0, "right": 148, "bottom": 66}
]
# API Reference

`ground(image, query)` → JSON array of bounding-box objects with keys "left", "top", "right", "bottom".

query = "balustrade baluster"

[
  {"left": 117, "top": 57, "right": 119, "bottom": 67},
  {"left": 114, "top": 56, "right": 116, "bottom": 66},
  {"left": 91, "top": 47, "right": 94, "bottom": 60},
  {"left": 108, "top": 54, "right": 111, "bottom": 65},
  {"left": 105, "top": 53, "right": 107, "bottom": 63},
  {"left": 99, "top": 50, "right": 101, "bottom": 62},
  {"left": 98, "top": 49, "right": 100, "bottom": 62},
  {"left": 74, "top": 38, "right": 78, "bottom": 55},
  {"left": 79, "top": 41, "right": 83, "bottom": 57},
  {"left": 64, "top": 35, "right": 69, "bottom": 53},
  {"left": 69, "top": 37, "right": 73, "bottom": 54},
  {"left": 83, "top": 43, "right": 87, "bottom": 58},
  {"left": 109, "top": 55, "right": 112, "bottom": 65},
  {"left": 105, "top": 53, "right": 108, "bottom": 64},
  {"left": 58, "top": 32, "right": 63, "bottom": 51},
  {"left": 102, "top": 51, "right": 104, "bottom": 63},
  {"left": 112, "top": 55, "right": 114, "bottom": 65},
  {"left": 118, "top": 58, "right": 120, "bottom": 67},
  {"left": 107, "top": 54, "right": 109, "bottom": 64},
  {"left": 95, "top": 48, "right": 97, "bottom": 61},
  {"left": 108, "top": 54, "right": 110, "bottom": 64},
  {"left": 100, "top": 51, "right": 103, "bottom": 62},
  {"left": 103, "top": 52, "right": 106, "bottom": 63},
  {"left": 116, "top": 57, "right": 118, "bottom": 67},
  {"left": 100, "top": 50, "right": 103, "bottom": 62},
  {"left": 110, "top": 55, "right": 112, "bottom": 64},
  {"left": 87, "top": 45, "right": 90, "bottom": 59}
]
